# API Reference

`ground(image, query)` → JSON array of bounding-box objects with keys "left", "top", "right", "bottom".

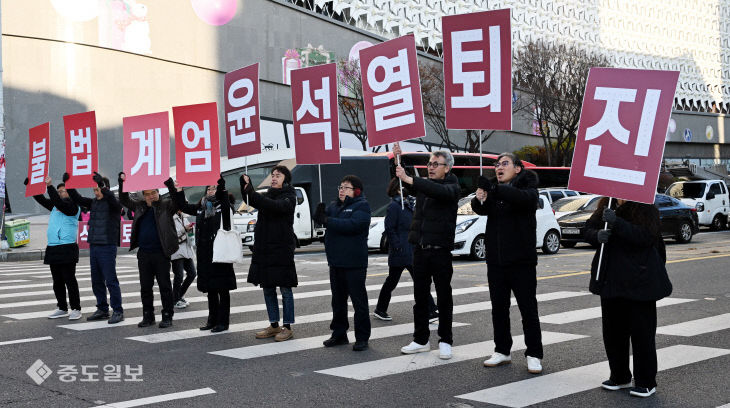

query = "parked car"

[
  {"left": 558, "top": 194, "right": 699, "bottom": 248},
  {"left": 367, "top": 203, "right": 389, "bottom": 252},
  {"left": 451, "top": 194, "right": 561, "bottom": 260},
  {"left": 551, "top": 195, "right": 603, "bottom": 219},
  {"left": 539, "top": 188, "right": 582, "bottom": 205},
  {"left": 666, "top": 180, "right": 729, "bottom": 230}
]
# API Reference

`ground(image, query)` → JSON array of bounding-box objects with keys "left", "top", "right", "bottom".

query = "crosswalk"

[{"left": 0, "top": 258, "right": 728, "bottom": 407}]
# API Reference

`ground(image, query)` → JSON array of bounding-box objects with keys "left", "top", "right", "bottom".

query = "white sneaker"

[
  {"left": 526, "top": 355, "right": 543, "bottom": 374},
  {"left": 68, "top": 310, "right": 82, "bottom": 320},
  {"left": 400, "top": 341, "right": 430, "bottom": 354},
  {"left": 47, "top": 309, "right": 69, "bottom": 319},
  {"left": 483, "top": 352, "right": 511, "bottom": 367},
  {"left": 174, "top": 300, "right": 188, "bottom": 309},
  {"left": 181, "top": 298, "right": 189, "bottom": 307},
  {"left": 438, "top": 342, "right": 452, "bottom": 360}
]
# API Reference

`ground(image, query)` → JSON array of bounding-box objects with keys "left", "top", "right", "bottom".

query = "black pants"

[
  {"left": 171, "top": 258, "right": 197, "bottom": 302},
  {"left": 376, "top": 265, "right": 437, "bottom": 314},
  {"left": 413, "top": 247, "right": 453, "bottom": 345},
  {"left": 329, "top": 267, "right": 371, "bottom": 342},
  {"left": 488, "top": 263, "right": 543, "bottom": 359},
  {"left": 137, "top": 250, "right": 174, "bottom": 319},
  {"left": 207, "top": 290, "right": 231, "bottom": 327},
  {"left": 50, "top": 263, "right": 80, "bottom": 311},
  {"left": 601, "top": 297, "right": 658, "bottom": 389}
]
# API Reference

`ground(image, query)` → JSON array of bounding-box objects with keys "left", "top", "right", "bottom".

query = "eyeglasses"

[
  {"left": 338, "top": 186, "right": 354, "bottom": 191},
  {"left": 494, "top": 160, "right": 512, "bottom": 168},
  {"left": 426, "top": 161, "right": 447, "bottom": 168}
]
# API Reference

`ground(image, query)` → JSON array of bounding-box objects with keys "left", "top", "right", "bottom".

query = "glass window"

[
  {"left": 295, "top": 189, "right": 304, "bottom": 205},
  {"left": 552, "top": 196, "right": 592, "bottom": 212},
  {"left": 654, "top": 195, "right": 672, "bottom": 207},
  {"left": 709, "top": 183, "right": 722, "bottom": 195},
  {"left": 550, "top": 191, "right": 564, "bottom": 202},
  {"left": 565, "top": 190, "right": 578, "bottom": 196},
  {"left": 667, "top": 182, "right": 706, "bottom": 199}
]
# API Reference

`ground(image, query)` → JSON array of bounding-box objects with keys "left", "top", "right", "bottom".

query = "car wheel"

[
  {"left": 471, "top": 234, "right": 486, "bottom": 261},
  {"left": 542, "top": 230, "right": 560, "bottom": 254},
  {"left": 710, "top": 214, "right": 724, "bottom": 231},
  {"left": 676, "top": 221, "right": 693, "bottom": 243},
  {"left": 379, "top": 234, "right": 389, "bottom": 254},
  {"left": 560, "top": 241, "right": 577, "bottom": 248}
]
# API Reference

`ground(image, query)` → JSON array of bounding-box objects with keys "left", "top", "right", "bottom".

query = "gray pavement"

[{"left": 0, "top": 231, "right": 729, "bottom": 407}]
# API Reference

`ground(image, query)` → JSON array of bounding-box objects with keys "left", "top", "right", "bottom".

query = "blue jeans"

[
  {"left": 262, "top": 287, "right": 294, "bottom": 325},
  {"left": 89, "top": 244, "right": 123, "bottom": 313}
]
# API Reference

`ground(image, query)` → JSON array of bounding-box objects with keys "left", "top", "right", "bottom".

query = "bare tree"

[
  {"left": 337, "top": 59, "right": 369, "bottom": 150},
  {"left": 514, "top": 40, "right": 610, "bottom": 166},
  {"left": 419, "top": 62, "right": 454, "bottom": 151}
]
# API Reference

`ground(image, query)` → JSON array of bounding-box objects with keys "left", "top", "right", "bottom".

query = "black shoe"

[
  {"left": 372, "top": 310, "right": 392, "bottom": 321},
  {"left": 137, "top": 318, "right": 156, "bottom": 328},
  {"left": 323, "top": 335, "right": 349, "bottom": 347},
  {"left": 352, "top": 341, "right": 369, "bottom": 351},
  {"left": 428, "top": 310, "right": 439, "bottom": 323},
  {"left": 107, "top": 311, "right": 124, "bottom": 324},
  {"left": 86, "top": 309, "right": 110, "bottom": 321},
  {"left": 210, "top": 324, "right": 229, "bottom": 333},
  {"left": 601, "top": 379, "right": 632, "bottom": 391},
  {"left": 158, "top": 319, "right": 173, "bottom": 329},
  {"left": 629, "top": 387, "right": 656, "bottom": 397},
  {"left": 199, "top": 321, "right": 216, "bottom": 331}
]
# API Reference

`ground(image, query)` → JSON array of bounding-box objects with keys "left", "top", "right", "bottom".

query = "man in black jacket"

[
  {"left": 394, "top": 144, "right": 460, "bottom": 360},
  {"left": 472, "top": 152, "right": 544, "bottom": 374},
  {"left": 67, "top": 172, "right": 124, "bottom": 324},
  {"left": 119, "top": 172, "right": 180, "bottom": 328}
]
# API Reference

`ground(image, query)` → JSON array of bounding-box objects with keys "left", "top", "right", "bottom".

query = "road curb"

[{"left": 0, "top": 247, "right": 132, "bottom": 262}]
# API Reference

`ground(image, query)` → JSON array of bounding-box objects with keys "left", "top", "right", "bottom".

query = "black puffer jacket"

[
  {"left": 584, "top": 203, "right": 672, "bottom": 301},
  {"left": 172, "top": 188, "right": 237, "bottom": 293},
  {"left": 119, "top": 181, "right": 179, "bottom": 258},
  {"left": 68, "top": 188, "right": 121, "bottom": 246},
  {"left": 245, "top": 184, "right": 298, "bottom": 288},
  {"left": 471, "top": 169, "right": 539, "bottom": 266},
  {"left": 407, "top": 173, "right": 460, "bottom": 250}
]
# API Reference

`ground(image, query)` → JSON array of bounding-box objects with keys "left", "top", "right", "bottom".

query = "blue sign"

[{"left": 683, "top": 128, "right": 692, "bottom": 142}]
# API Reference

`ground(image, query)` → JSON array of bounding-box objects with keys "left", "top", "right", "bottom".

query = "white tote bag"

[{"left": 212, "top": 211, "right": 244, "bottom": 264}]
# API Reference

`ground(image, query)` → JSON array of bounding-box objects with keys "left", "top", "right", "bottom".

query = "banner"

[
  {"left": 26, "top": 123, "right": 51, "bottom": 197},
  {"left": 172, "top": 102, "right": 221, "bottom": 187},
  {"left": 568, "top": 68, "right": 680, "bottom": 204},
  {"left": 224, "top": 63, "right": 261, "bottom": 159},
  {"left": 120, "top": 220, "right": 133, "bottom": 248},
  {"left": 63, "top": 111, "right": 99, "bottom": 188},
  {"left": 442, "top": 9, "right": 512, "bottom": 130},
  {"left": 359, "top": 35, "right": 426, "bottom": 147},
  {"left": 290, "top": 63, "right": 341, "bottom": 164},
  {"left": 77, "top": 221, "right": 89, "bottom": 250},
  {"left": 122, "top": 112, "right": 170, "bottom": 191}
]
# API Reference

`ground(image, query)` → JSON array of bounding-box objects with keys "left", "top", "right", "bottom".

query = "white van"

[{"left": 666, "top": 180, "right": 729, "bottom": 230}]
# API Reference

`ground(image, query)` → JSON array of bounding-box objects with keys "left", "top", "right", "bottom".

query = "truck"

[{"left": 666, "top": 179, "right": 729, "bottom": 230}]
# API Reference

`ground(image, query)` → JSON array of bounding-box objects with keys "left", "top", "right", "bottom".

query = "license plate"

[{"left": 562, "top": 227, "right": 580, "bottom": 235}]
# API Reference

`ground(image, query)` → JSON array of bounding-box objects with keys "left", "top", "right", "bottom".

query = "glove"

[
  {"left": 62, "top": 172, "right": 70, "bottom": 183},
  {"left": 603, "top": 208, "right": 617, "bottom": 224},
  {"left": 163, "top": 177, "right": 176, "bottom": 191},
  {"left": 92, "top": 172, "right": 104, "bottom": 188},
  {"left": 597, "top": 229, "right": 612, "bottom": 244},
  {"left": 23, "top": 177, "right": 29, "bottom": 186},
  {"left": 478, "top": 175, "right": 496, "bottom": 193},
  {"left": 217, "top": 175, "right": 226, "bottom": 191},
  {"left": 312, "top": 203, "right": 327, "bottom": 225}
]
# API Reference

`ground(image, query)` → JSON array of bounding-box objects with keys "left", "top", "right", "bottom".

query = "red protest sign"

[
  {"left": 442, "top": 9, "right": 512, "bottom": 130},
  {"left": 77, "top": 221, "right": 89, "bottom": 250},
  {"left": 122, "top": 112, "right": 170, "bottom": 191},
  {"left": 63, "top": 111, "right": 99, "bottom": 188},
  {"left": 224, "top": 63, "right": 261, "bottom": 159},
  {"left": 290, "top": 63, "right": 341, "bottom": 164},
  {"left": 359, "top": 35, "right": 425, "bottom": 147},
  {"left": 172, "top": 102, "right": 221, "bottom": 187},
  {"left": 26, "top": 122, "right": 50, "bottom": 197},
  {"left": 568, "top": 68, "right": 680, "bottom": 204},
  {"left": 120, "top": 220, "right": 133, "bottom": 248}
]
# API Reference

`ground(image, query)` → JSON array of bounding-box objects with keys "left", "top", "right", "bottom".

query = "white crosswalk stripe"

[
  {"left": 539, "top": 297, "right": 698, "bottom": 324},
  {"left": 657, "top": 313, "right": 730, "bottom": 337}
]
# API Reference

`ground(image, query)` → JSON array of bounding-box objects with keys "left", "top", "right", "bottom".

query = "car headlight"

[
  {"left": 696, "top": 203, "right": 704, "bottom": 212},
  {"left": 370, "top": 222, "right": 378, "bottom": 229},
  {"left": 246, "top": 219, "right": 256, "bottom": 232},
  {"left": 455, "top": 218, "right": 477, "bottom": 235}
]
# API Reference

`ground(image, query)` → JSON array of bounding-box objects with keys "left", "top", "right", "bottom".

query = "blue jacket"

[
  {"left": 324, "top": 195, "right": 371, "bottom": 269},
  {"left": 32, "top": 186, "right": 80, "bottom": 246},
  {"left": 385, "top": 195, "right": 415, "bottom": 267}
]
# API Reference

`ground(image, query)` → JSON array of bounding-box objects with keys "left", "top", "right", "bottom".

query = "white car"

[
  {"left": 666, "top": 180, "right": 729, "bottom": 230},
  {"left": 367, "top": 203, "right": 390, "bottom": 252},
  {"left": 452, "top": 195, "right": 561, "bottom": 260}
]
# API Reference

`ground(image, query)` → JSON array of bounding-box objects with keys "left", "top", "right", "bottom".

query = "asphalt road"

[{"left": 1, "top": 231, "right": 729, "bottom": 407}]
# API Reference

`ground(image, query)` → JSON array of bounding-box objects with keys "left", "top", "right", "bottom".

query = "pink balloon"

[{"left": 190, "top": 0, "right": 237, "bottom": 26}]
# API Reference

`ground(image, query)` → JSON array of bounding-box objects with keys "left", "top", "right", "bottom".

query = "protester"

[
  {"left": 168, "top": 176, "right": 236, "bottom": 333},
  {"left": 67, "top": 172, "right": 124, "bottom": 324},
  {"left": 372, "top": 178, "right": 437, "bottom": 322},
  {"left": 472, "top": 152, "right": 544, "bottom": 374},
  {"left": 171, "top": 210, "right": 197, "bottom": 309},
  {"left": 585, "top": 198, "right": 671, "bottom": 398},
  {"left": 27, "top": 175, "right": 82, "bottom": 320},
  {"left": 313, "top": 175, "right": 371, "bottom": 351},
  {"left": 241, "top": 166, "right": 298, "bottom": 342},
  {"left": 394, "top": 144, "right": 460, "bottom": 360},
  {"left": 118, "top": 172, "right": 179, "bottom": 328}
]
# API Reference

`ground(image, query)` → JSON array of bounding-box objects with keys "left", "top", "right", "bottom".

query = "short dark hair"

[
  {"left": 386, "top": 178, "right": 407, "bottom": 197},
  {"left": 341, "top": 175, "right": 363, "bottom": 191},
  {"left": 496, "top": 152, "right": 524, "bottom": 170},
  {"left": 56, "top": 183, "right": 66, "bottom": 190},
  {"left": 271, "top": 165, "right": 292, "bottom": 184}
]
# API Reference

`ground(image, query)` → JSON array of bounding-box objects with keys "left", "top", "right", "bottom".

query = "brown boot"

[
  {"left": 275, "top": 327, "right": 293, "bottom": 342},
  {"left": 255, "top": 325, "right": 281, "bottom": 339}
]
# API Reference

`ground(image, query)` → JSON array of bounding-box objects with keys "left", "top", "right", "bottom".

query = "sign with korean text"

[
  {"left": 442, "top": 9, "right": 512, "bottom": 130},
  {"left": 224, "top": 63, "right": 261, "bottom": 159},
  {"left": 63, "top": 111, "right": 99, "bottom": 188},
  {"left": 172, "top": 102, "right": 221, "bottom": 187},
  {"left": 290, "top": 63, "right": 341, "bottom": 164},
  {"left": 77, "top": 221, "right": 89, "bottom": 250},
  {"left": 26, "top": 122, "right": 50, "bottom": 197},
  {"left": 122, "top": 112, "right": 170, "bottom": 191},
  {"left": 359, "top": 35, "right": 425, "bottom": 147},
  {"left": 120, "top": 220, "right": 133, "bottom": 248},
  {"left": 568, "top": 68, "right": 680, "bottom": 204}
]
